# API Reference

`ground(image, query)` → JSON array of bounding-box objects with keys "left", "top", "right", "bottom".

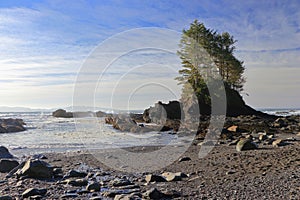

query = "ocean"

[
  {"left": 0, "top": 112, "right": 185, "bottom": 157},
  {"left": 0, "top": 108, "right": 299, "bottom": 157}
]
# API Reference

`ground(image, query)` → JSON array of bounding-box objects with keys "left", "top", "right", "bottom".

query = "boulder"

[
  {"left": 145, "top": 174, "right": 166, "bottom": 183},
  {"left": 22, "top": 188, "right": 47, "bottom": 198},
  {"left": 52, "top": 109, "right": 73, "bottom": 118},
  {"left": 272, "top": 139, "right": 285, "bottom": 147},
  {"left": 0, "top": 146, "right": 14, "bottom": 159},
  {"left": 227, "top": 125, "right": 238, "bottom": 132},
  {"left": 0, "top": 159, "right": 19, "bottom": 173},
  {"left": 0, "top": 118, "right": 26, "bottom": 133},
  {"left": 16, "top": 159, "right": 53, "bottom": 179},
  {"left": 64, "top": 169, "right": 87, "bottom": 178},
  {"left": 143, "top": 188, "right": 167, "bottom": 200},
  {"left": 161, "top": 172, "right": 187, "bottom": 182},
  {"left": 86, "top": 182, "right": 101, "bottom": 192},
  {"left": 109, "top": 178, "right": 133, "bottom": 187},
  {"left": 273, "top": 118, "right": 288, "bottom": 128},
  {"left": 258, "top": 133, "right": 268, "bottom": 141},
  {"left": 64, "top": 178, "right": 88, "bottom": 186},
  {"left": 236, "top": 138, "right": 258, "bottom": 152}
]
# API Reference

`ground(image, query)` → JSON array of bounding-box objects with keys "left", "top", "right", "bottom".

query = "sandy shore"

[{"left": 1, "top": 133, "right": 299, "bottom": 199}]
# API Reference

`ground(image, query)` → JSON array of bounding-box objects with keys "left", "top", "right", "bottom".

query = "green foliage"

[{"left": 176, "top": 20, "right": 245, "bottom": 97}]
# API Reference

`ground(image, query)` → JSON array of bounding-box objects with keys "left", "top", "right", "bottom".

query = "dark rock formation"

[
  {"left": 0, "top": 146, "right": 14, "bottom": 159},
  {"left": 0, "top": 118, "right": 26, "bottom": 133},
  {"left": 0, "top": 159, "right": 19, "bottom": 173},
  {"left": 16, "top": 159, "right": 53, "bottom": 179},
  {"left": 53, "top": 109, "right": 112, "bottom": 118},
  {"left": 236, "top": 138, "right": 258, "bottom": 152},
  {"left": 143, "top": 101, "right": 182, "bottom": 123},
  {"left": 52, "top": 109, "right": 73, "bottom": 118}
]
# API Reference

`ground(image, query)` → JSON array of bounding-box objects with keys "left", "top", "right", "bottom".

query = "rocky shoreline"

[{"left": 0, "top": 112, "right": 299, "bottom": 199}]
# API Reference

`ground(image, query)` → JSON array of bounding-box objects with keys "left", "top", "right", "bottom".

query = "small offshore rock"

[
  {"left": 236, "top": 138, "right": 258, "bottom": 152},
  {"left": 52, "top": 109, "right": 73, "bottom": 118},
  {"left": 145, "top": 174, "right": 166, "bottom": 183},
  {"left": 22, "top": 188, "right": 47, "bottom": 198},
  {"left": 0, "top": 159, "right": 19, "bottom": 173}
]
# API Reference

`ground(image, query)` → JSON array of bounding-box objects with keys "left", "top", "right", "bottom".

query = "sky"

[{"left": 0, "top": 0, "right": 299, "bottom": 110}]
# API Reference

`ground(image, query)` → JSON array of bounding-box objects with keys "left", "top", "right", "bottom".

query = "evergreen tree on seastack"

[{"left": 176, "top": 20, "right": 262, "bottom": 116}]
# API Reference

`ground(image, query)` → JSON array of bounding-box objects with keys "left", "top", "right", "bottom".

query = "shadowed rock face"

[
  {"left": 16, "top": 159, "right": 53, "bottom": 179},
  {"left": 0, "top": 118, "right": 26, "bottom": 133},
  {"left": 52, "top": 109, "right": 73, "bottom": 118},
  {"left": 143, "top": 88, "right": 274, "bottom": 119},
  {"left": 0, "top": 146, "right": 14, "bottom": 159}
]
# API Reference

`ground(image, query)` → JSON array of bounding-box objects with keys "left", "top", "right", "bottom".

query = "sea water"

[
  {"left": 0, "top": 112, "right": 185, "bottom": 157},
  {"left": 0, "top": 109, "right": 299, "bottom": 157}
]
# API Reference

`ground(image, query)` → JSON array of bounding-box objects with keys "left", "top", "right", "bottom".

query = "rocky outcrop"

[
  {"left": 52, "top": 109, "right": 112, "bottom": 118},
  {"left": 16, "top": 159, "right": 53, "bottom": 179},
  {"left": 52, "top": 109, "right": 73, "bottom": 118},
  {"left": 0, "top": 118, "right": 26, "bottom": 133},
  {"left": 0, "top": 146, "right": 14, "bottom": 159},
  {"left": 143, "top": 101, "right": 182, "bottom": 123}
]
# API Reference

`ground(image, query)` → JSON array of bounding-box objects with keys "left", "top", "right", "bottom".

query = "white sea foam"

[{"left": 1, "top": 109, "right": 298, "bottom": 156}]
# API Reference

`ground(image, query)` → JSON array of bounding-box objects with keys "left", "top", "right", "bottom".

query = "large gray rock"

[
  {"left": 16, "top": 159, "right": 53, "bottom": 179},
  {"left": 0, "top": 118, "right": 26, "bottom": 133},
  {"left": 0, "top": 159, "right": 19, "bottom": 173},
  {"left": 0, "top": 146, "right": 14, "bottom": 159}
]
